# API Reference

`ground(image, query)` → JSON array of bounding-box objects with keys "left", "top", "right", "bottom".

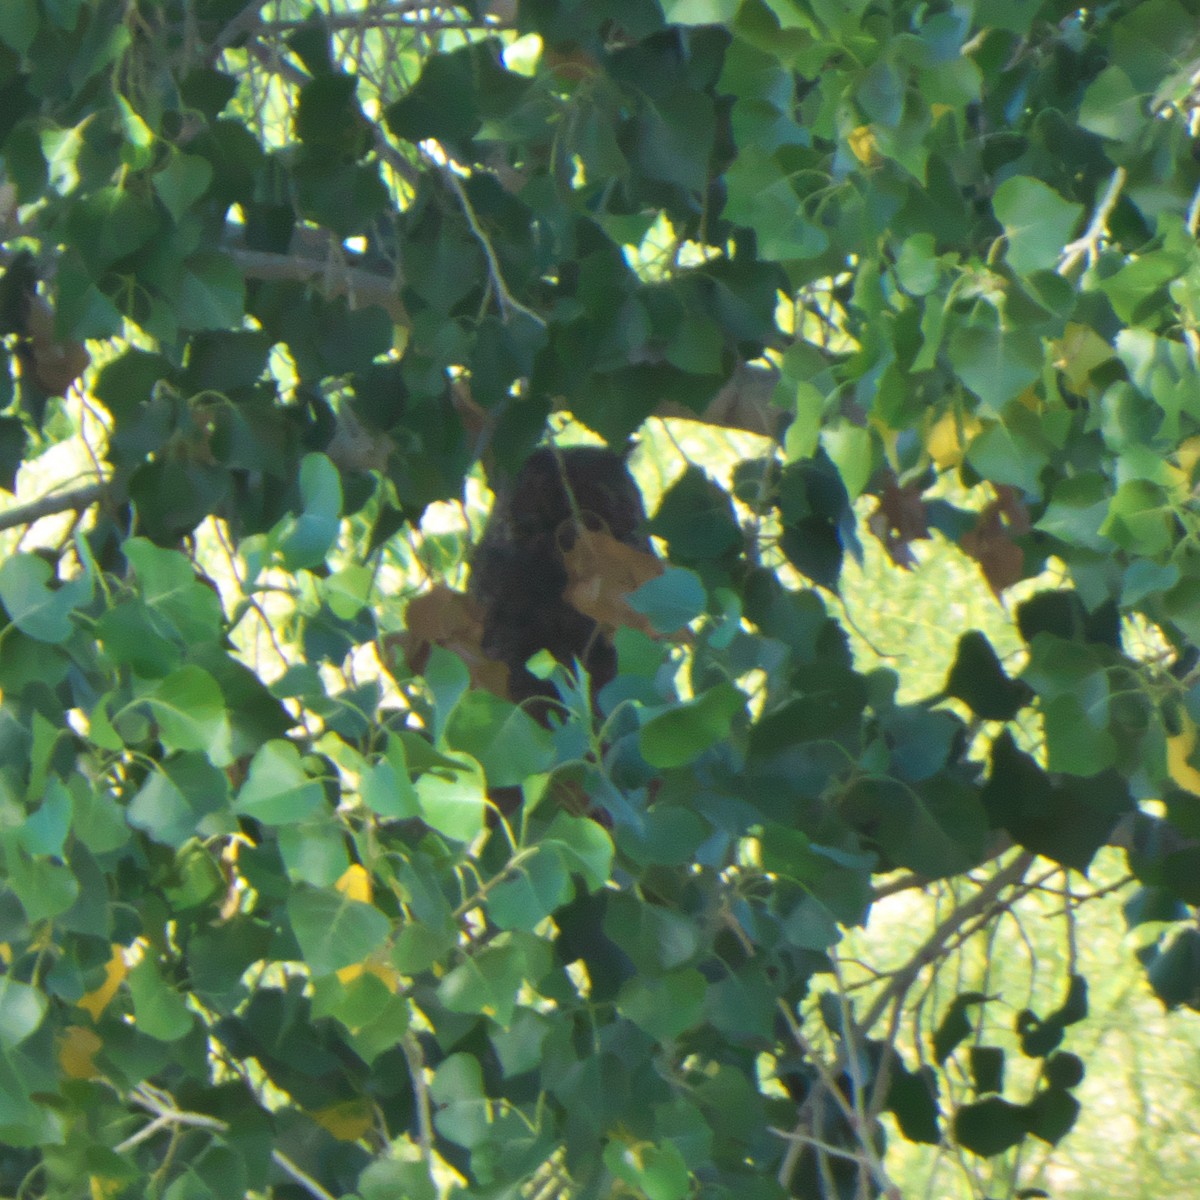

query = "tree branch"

[
  {"left": 230, "top": 246, "right": 404, "bottom": 321},
  {"left": 1058, "top": 167, "right": 1127, "bottom": 276},
  {"left": 858, "top": 851, "right": 1035, "bottom": 1035},
  {"left": 125, "top": 1084, "right": 338, "bottom": 1200},
  {"left": 0, "top": 481, "right": 108, "bottom": 534}
]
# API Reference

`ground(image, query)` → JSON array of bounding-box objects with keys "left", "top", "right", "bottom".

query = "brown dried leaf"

[
  {"left": 961, "top": 490, "right": 1030, "bottom": 596},
  {"left": 869, "top": 476, "right": 930, "bottom": 569},
  {"left": 561, "top": 528, "right": 664, "bottom": 637},
  {"left": 392, "top": 584, "right": 510, "bottom": 697},
  {"left": 25, "top": 295, "right": 89, "bottom": 395}
]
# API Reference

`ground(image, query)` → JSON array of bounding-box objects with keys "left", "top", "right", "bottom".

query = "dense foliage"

[{"left": 3, "top": 0, "right": 1200, "bottom": 1196}]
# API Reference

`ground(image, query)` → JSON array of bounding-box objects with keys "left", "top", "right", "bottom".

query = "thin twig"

[
  {"left": 1058, "top": 167, "right": 1127, "bottom": 275},
  {"left": 270, "top": 1151, "right": 339, "bottom": 1200},
  {"left": 401, "top": 1032, "right": 437, "bottom": 1180},
  {"left": 123, "top": 1085, "right": 338, "bottom": 1200},
  {"left": 435, "top": 161, "right": 546, "bottom": 327},
  {"left": 859, "top": 852, "right": 1034, "bottom": 1036}
]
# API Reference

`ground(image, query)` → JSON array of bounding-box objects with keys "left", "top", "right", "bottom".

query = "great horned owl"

[{"left": 470, "top": 446, "right": 649, "bottom": 709}]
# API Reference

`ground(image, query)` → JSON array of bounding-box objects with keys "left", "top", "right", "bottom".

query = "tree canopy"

[{"left": 3, "top": 0, "right": 1200, "bottom": 1197}]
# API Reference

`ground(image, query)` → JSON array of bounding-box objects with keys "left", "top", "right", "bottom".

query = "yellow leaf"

[
  {"left": 0, "top": 943, "right": 11, "bottom": 966},
  {"left": 1176, "top": 435, "right": 1200, "bottom": 481},
  {"left": 1167, "top": 717, "right": 1200, "bottom": 795},
  {"left": 59, "top": 1025, "right": 103, "bottom": 1079},
  {"left": 1052, "top": 323, "right": 1114, "bottom": 393},
  {"left": 848, "top": 125, "right": 879, "bottom": 165},
  {"left": 926, "top": 411, "right": 980, "bottom": 469},
  {"left": 336, "top": 958, "right": 402, "bottom": 992},
  {"left": 77, "top": 946, "right": 126, "bottom": 1022},
  {"left": 335, "top": 863, "right": 372, "bottom": 904},
  {"left": 310, "top": 1097, "right": 374, "bottom": 1142},
  {"left": 89, "top": 1176, "right": 123, "bottom": 1200}
]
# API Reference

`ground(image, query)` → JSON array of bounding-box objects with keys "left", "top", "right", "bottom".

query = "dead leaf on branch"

[
  {"left": 390, "top": 584, "right": 510, "bottom": 697},
  {"left": 869, "top": 475, "right": 931, "bottom": 569},
  {"left": 961, "top": 487, "right": 1031, "bottom": 596},
  {"left": 21, "top": 294, "right": 90, "bottom": 396},
  {"left": 561, "top": 527, "right": 664, "bottom": 638}
]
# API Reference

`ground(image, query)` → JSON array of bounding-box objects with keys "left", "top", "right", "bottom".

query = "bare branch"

[
  {"left": 230, "top": 246, "right": 404, "bottom": 321},
  {"left": 1058, "top": 167, "right": 1127, "bottom": 276},
  {"left": 0, "top": 481, "right": 108, "bottom": 534},
  {"left": 859, "top": 851, "right": 1035, "bottom": 1035},
  {"left": 125, "top": 1084, "right": 338, "bottom": 1200},
  {"left": 435, "top": 159, "right": 547, "bottom": 327}
]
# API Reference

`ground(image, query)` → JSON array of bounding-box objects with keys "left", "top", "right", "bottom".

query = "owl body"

[{"left": 470, "top": 447, "right": 648, "bottom": 707}]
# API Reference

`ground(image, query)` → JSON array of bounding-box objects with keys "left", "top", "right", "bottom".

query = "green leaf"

[
  {"left": 320, "top": 564, "right": 374, "bottom": 620},
  {"left": 964, "top": 412, "right": 1050, "bottom": 493},
  {"left": 1041, "top": 694, "right": 1117, "bottom": 774},
  {"left": 626, "top": 566, "right": 707, "bottom": 634},
  {"left": 1079, "top": 66, "right": 1143, "bottom": 142},
  {"left": 954, "top": 1096, "right": 1028, "bottom": 1156},
  {"left": 124, "top": 537, "right": 225, "bottom": 643},
  {"left": 649, "top": 467, "right": 741, "bottom": 561},
  {"left": 660, "top": 0, "right": 740, "bottom": 22},
  {"left": 993, "top": 177, "right": 1083, "bottom": 275},
  {"left": 359, "top": 736, "right": 419, "bottom": 820},
  {"left": 20, "top": 778, "right": 72, "bottom": 857},
  {"left": 359, "top": 1158, "right": 438, "bottom": 1200},
  {"left": 275, "top": 453, "right": 342, "bottom": 570},
  {"left": 127, "top": 956, "right": 194, "bottom": 1041},
  {"left": 1025, "top": 1088, "right": 1080, "bottom": 1146},
  {"left": 69, "top": 187, "right": 160, "bottom": 269},
  {"left": 932, "top": 992, "right": 988, "bottom": 1063},
  {"left": 235, "top": 740, "right": 325, "bottom": 824},
  {"left": 7, "top": 854, "right": 79, "bottom": 922},
  {"left": 486, "top": 850, "right": 572, "bottom": 931},
  {"left": 0, "top": 553, "right": 93, "bottom": 643},
  {"left": 430, "top": 1053, "right": 491, "bottom": 1148},
  {"left": 544, "top": 811, "right": 614, "bottom": 890},
  {"left": 287, "top": 885, "right": 391, "bottom": 976},
  {"left": 153, "top": 151, "right": 214, "bottom": 223},
  {"left": 640, "top": 683, "right": 745, "bottom": 769},
  {"left": 606, "top": 893, "right": 702, "bottom": 974},
  {"left": 949, "top": 323, "right": 1044, "bottom": 417},
  {"left": 415, "top": 754, "right": 486, "bottom": 842},
  {"left": 0, "top": 0, "right": 37, "bottom": 53},
  {"left": 1098, "top": 479, "right": 1175, "bottom": 557},
  {"left": 278, "top": 816, "right": 352, "bottom": 887},
  {"left": 96, "top": 600, "right": 182, "bottom": 677},
  {"left": 127, "top": 754, "right": 230, "bottom": 847},
  {"left": 887, "top": 1058, "right": 941, "bottom": 1144},
  {"left": 944, "top": 631, "right": 1031, "bottom": 720},
  {"left": 438, "top": 939, "right": 529, "bottom": 1027},
  {"left": 821, "top": 421, "right": 873, "bottom": 500},
  {"left": 178, "top": 252, "right": 245, "bottom": 330},
  {"left": 844, "top": 777, "right": 989, "bottom": 879},
  {"left": 617, "top": 969, "right": 706, "bottom": 1040},
  {"left": 1099, "top": 249, "right": 1186, "bottom": 324},
  {"left": 1144, "top": 927, "right": 1200, "bottom": 1008},
  {"left": 0, "top": 978, "right": 47, "bottom": 1049},
  {"left": 442, "top": 690, "right": 555, "bottom": 787},
  {"left": 724, "top": 146, "right": 829, "bottom": 261},
  {"left": 1034, "top": 473, "right": 1112, "bottom": 552},
  {"left": 604, "top": 1138, "right": 691, "bottom": 1200},
  {"left": 143, "top": 666, "right": 229, "bottom": 758},
  {"left": 983, "top": 734, "right": 1131, "bottom": 871}
]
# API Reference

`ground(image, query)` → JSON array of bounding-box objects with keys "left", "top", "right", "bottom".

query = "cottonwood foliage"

[{"left": 1, "top": 1, "right": 1199, "bottom": 1197}]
